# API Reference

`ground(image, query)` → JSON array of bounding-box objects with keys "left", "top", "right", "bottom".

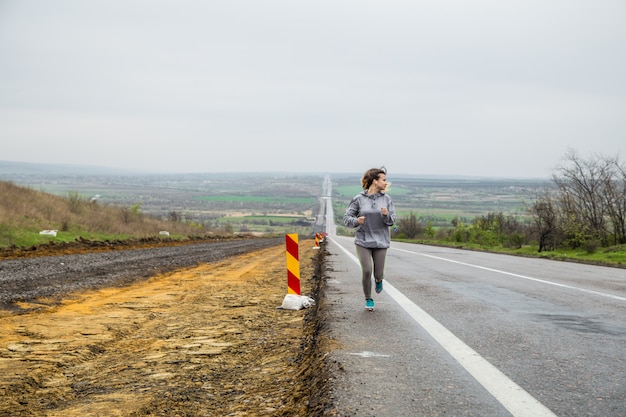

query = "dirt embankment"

[{"left": 0, "top": 238, "right": 334, "bottom": 416}]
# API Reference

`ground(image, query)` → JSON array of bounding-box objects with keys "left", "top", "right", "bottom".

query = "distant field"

[
  {"left": 334, "top": 184, "right": 410, "bottom": 197},
  {"left": 195, "top": 195, "right": 315, "bottom": 204},
  {"left": 331, "top": 175, "right": 544, "bottom": 229},
  {"left": 1, "top": 164, "right": 548, "bottom": 238}
]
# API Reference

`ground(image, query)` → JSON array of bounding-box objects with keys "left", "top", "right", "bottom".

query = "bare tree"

[
  {"left": 599, "top": 155, "right": 626, "bottom": 244},
  {"left": 553, "top": 150, "right": 609, "bottom": 246},
  {"left": 529, "top": 189, "right": 561, "bottom": 252},
  {"left": 532, "top": 150, "right": 626, "bottom": 250}
]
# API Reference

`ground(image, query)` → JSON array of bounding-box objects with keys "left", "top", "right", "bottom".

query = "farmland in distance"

[{"left": 0, "top": 162, "right": 548, "bottom": 237}]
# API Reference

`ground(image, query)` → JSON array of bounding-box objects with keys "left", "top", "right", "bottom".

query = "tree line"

[{"left": 397, "top": 151, "right": 626, "bottom": 253}]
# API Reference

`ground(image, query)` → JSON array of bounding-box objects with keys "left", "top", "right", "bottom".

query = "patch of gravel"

[{"left": 0, "top": 237, "right": 284, "bottom": 309}]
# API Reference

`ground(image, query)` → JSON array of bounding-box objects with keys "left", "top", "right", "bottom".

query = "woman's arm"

[
  {"left": 383, "top": 197, "right": 396, "bottom": 226},
  {"left": 343, "top": 196, "right": 361, "bottom": 228}
]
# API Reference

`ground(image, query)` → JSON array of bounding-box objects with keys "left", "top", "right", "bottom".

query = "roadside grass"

[
  {"left": 2, "top": 225, "right": 199, "bottom": 249},
  {"left": 5, "top": 230, "right": 135, "bottom": 248},
  {"left": 393, "top": 238, "right": 626, "bottom": 268},
  {"left": 0, "top": 181, "right": 210, "bottom": 248}
]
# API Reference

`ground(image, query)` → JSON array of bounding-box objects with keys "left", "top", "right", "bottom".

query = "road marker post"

[
  {"left": 279, "top": 234, "right": 315, "bottom": 310},
  {"left": 285, "top": 233, "right": 300, "bottom": 295},
  {"left": 313, "top": 233, "right": 320, "bottom": 249}
]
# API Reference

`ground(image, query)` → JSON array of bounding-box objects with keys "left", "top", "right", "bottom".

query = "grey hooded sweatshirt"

[{"left": 344, "top": 191, "right": 396, "bottom": 249}]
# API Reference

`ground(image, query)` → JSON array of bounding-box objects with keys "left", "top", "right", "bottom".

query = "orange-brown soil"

[{"left": 0, "top": 241, "right": 332, "bottom": 416}]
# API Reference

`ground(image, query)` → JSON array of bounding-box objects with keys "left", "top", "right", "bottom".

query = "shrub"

[
  {"left": 584, "top": 238, "right": 600, "bottom": 254},
  {"left": 397, "top": 212, "right": 423, "bottom": 239},
  {"left": 505, "top": 233, "right": 525, "bottom": 249}
]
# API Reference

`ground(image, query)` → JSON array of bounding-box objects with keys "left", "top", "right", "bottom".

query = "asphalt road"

[{"left": 324, "top": 235, "right": 626, "bottom": 417}]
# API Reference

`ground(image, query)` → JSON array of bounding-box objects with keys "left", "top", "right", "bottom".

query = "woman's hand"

[
  {"left": 357, "top": 216, "right": 366, "bottom": 225},
  {"left": 381, "top": 207, "right": 388, "bottom": 216}
]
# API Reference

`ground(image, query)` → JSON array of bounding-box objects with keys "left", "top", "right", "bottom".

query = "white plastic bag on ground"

[{"left": 279, "top": 294, "right": 315, "bottom": 310}]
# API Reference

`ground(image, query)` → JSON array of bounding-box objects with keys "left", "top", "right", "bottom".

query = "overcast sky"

[{"left": 1, "top": 0, "right": 625, "bottom": 178}]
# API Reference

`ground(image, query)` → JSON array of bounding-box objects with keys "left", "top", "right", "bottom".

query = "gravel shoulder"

[
  {"left": 0, "top": 237, "right": 284, "bottom": 309},
  {"left": 0, "top": 237, "right": 333, "bottom": 416}
]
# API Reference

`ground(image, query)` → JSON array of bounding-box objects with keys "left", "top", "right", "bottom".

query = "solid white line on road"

[
  {"left": 331, "top": 238, "right": 559, "bottom": 417},
  {"left": 393, "top": 247, "right": 626, "bottom": 302}
]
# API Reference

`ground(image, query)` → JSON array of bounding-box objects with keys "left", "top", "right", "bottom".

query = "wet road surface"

[{"left": 325, "top": 236, "right": 625, "bottom": 417}]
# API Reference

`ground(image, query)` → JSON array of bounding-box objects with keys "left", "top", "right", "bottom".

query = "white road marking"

[
  {"left": 348, "top": 351, "right": 391, "bottom": 358},
  {"left": 393, "top": 247, "right": 626, "bottom": 302},
  {"left": 331, "top": 238, "right": 558, "bottom": 417}
]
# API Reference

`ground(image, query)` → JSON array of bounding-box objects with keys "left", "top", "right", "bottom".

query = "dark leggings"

[{"left": 355, "top": 245, "right": 387, "bottom": 299}]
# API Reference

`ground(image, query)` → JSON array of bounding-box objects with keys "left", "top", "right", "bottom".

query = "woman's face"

[{"left": 374, "top": 174, "right": 388, "bottom": 191}]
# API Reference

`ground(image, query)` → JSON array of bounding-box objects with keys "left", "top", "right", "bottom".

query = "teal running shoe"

[
  {"left": 375, "top": 279, "right": 383, "bottom": 294},
  {"left": 365, "top": 298, "right": 375, "bottom": 311}
]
